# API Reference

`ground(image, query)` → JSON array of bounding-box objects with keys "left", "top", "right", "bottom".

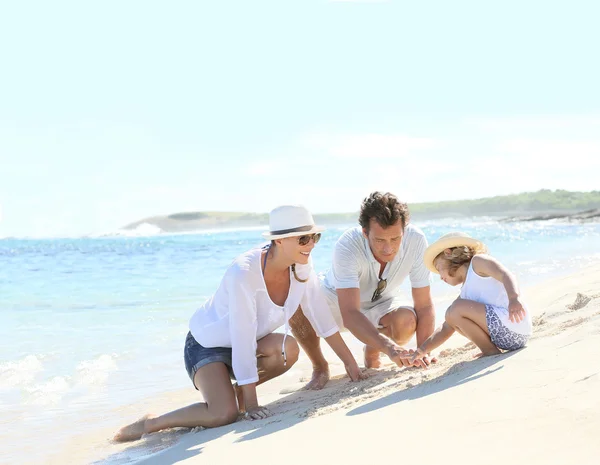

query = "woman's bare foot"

[
  {"left": 303, "top": 366, "right": 330, "bottom": 390},
  {"left": 113, "top": 414, "right": 155, "bottom": 442},
  {"left": 364, "top": 345, "right": 382, "bottom": 369}
]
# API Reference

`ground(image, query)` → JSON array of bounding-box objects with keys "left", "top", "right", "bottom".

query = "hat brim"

[
  {"left": 262, "top": 225, "right": 326, "bottom": 240},
  {"left": 424, "top": 236, "right": 486, "bottom": 274}
]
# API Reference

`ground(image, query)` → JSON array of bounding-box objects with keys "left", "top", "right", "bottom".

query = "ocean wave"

[
  {"left": 0, "top": 355, "right": 44, "bottom": 389},
  {"left": 75, "top": 354, "right": 118, "bottom": 386},
  {"left": 1, "top": 353, "right": 119, "bottom": 407},
  {"left": 102, "top": 223, "right": 165, "bottom": 238},
  {"left": 25, "top": 376, "right": 71, "bottom": 405}
]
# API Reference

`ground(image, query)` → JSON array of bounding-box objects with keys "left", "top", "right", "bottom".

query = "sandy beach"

[{"left": 49, "top": 263, "right": 600, "bottom": 465}]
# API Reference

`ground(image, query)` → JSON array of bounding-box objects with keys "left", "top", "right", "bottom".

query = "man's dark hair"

[{"left": 358, "top": 191, "right": 410, "bottom": 233}]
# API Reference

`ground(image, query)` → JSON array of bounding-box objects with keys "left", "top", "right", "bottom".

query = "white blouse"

[{"left": 189, "top": 247, "right": 339, "bottom": 385}]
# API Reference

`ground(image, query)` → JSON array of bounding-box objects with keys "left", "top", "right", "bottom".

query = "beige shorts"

[{"left": 323, "top": 291, "right": 416, "bottom": 330}]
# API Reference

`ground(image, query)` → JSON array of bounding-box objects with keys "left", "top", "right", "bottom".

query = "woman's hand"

[
  {"left": 345, "top": 362, "right": 370, "bottom": 382},
  {"left": 508, "top": 297, "right": 527, "bottom": 323},
  {"left": 244, "top": 405, "right": 272, "bottom": 421}
]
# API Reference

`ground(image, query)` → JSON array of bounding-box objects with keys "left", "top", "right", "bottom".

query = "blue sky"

[{"left": 1, "top": 0, "right": 599, "bottom": 237}]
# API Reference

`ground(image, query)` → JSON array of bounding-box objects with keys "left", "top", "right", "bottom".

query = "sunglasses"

[
  {"left": 297, "top": 233, "right": 321, "bottom": 246},
  {"left": 371, "top": 277, "right": 387, "bottom": 302}
]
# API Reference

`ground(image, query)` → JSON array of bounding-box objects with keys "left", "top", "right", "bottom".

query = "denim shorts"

[{"left": 183, "top": 331, "right": 235, "bottom": 389}]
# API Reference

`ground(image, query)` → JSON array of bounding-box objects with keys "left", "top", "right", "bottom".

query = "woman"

[{"left": 114, "top": 205, "right": 366, "bottom": 441}]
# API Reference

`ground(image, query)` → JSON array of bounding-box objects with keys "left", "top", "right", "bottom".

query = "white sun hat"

[
  {"left": 423, "top": 231, "right": 486, "bottom": 274},
  {"left": 262, "top": 205, "right": 326, "bottom": 240}
]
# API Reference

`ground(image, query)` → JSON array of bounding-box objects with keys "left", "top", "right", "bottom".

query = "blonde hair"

[{"left": 434, "top": 243, "right": 488, "bottom": 277}]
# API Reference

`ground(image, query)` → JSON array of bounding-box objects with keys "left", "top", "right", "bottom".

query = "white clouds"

[
  {"left": 465, "top": 115, "right": 600, "bottom": 132},
  {"left": 246, "top": 161, "right": 284, "bottom": 176},
  {"left": 304, "top": 133, "right": 438, "bottom": 159},
  {"left": 497, "top": 139, "right": 600, "bottom": 165},
  {"left": 462, "top": 136, "right": 600, "bottom": 197},
  {"left": 4, "top": 116, "right": 599, "bottom": 237},
  {"left": 329, "top": 0, "right": 390, "bottom": 3}
]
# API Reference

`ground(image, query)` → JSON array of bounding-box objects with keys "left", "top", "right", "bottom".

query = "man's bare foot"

[
  {"left": 303, "top": 366, "right": 330, "bottom": 390},
  {"left": 233, "top": 383, "right": 245, "bottom": 412},
  {"left": 113, "top": 414, "right": 154, "bottom": 442},
  {"left": 364, "top": 345, "right": 382, "bottom": 369}
]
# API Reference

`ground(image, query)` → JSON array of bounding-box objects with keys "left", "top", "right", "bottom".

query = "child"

[{"left": 412, "top": 232, "right": 532, "bottom": 361}]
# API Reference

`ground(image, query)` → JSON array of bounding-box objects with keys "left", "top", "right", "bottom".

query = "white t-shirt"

[
  {"left": 189, "top": 248, "right": 339, "bottom": 386},
  {"left": 323, "top": 224, "right": 431, "bottom": 311}
]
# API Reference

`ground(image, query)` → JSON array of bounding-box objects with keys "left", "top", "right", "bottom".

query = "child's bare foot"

[
  {"left": 113, "top": 414, "right": 154, "bottom": 442},
  {"left": 364, "top": 345, "right": 382, "bottom": 369},
  {"left": 473, "top": 347, "right": 502, "bottom": 358}
]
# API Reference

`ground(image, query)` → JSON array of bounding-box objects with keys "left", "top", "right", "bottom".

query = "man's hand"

[
  {"left": 387, "top": 344, "right": 415, "bottom": 368},
  {"left": 508, "top": 296, "right": 526, "bottom": 323},
  {"left": 345, "top": 362, "right": 370, "bottom": 382}
]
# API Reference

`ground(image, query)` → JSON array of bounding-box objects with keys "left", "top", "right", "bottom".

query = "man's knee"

[{"left": 391, "top": 307, "right": 417, "bottom": 332}]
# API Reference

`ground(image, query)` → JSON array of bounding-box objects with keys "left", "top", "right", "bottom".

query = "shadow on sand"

[
  {"left": 97, "top": 351, "right": 520, "bottom": 464},
  {"left": 347, "top": 350, "right": 519, "bottom": 417}
]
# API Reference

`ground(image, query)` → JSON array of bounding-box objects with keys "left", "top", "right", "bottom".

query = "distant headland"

[{"left": 122, "top": 189, "right": 600, "bottom": 233}]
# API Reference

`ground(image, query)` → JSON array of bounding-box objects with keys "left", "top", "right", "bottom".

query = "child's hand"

[
  {"left": 408, "top": 347, "right": 429, "bottom": 368},
  {"left": 387, "top": 346, "right": 414, "bottom": 368},
  {"left": 508, "top": 297, "right": 527, "bottom": 323}
]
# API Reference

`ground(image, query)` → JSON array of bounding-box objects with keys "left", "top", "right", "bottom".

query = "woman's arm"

[
  {"left": 324, "top": 332, "right": 368, "bottom": 381},
  {"left": 299, "top": 271, "right": 368, "bottom": 378},
  {"left": 227, "top": 268, "right": 262, "bottom": 405}
]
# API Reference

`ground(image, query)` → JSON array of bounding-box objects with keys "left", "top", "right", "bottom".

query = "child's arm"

[
  {"left": 471, "top": 255, "right": 526, "bottom": 323},
  {"left": 410, "top": 322, "right": 455, "bottom": 364}
]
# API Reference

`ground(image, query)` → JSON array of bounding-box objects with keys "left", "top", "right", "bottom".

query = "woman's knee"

[{"left": 210, "top": 402, "right": 239, "bottom": 427}]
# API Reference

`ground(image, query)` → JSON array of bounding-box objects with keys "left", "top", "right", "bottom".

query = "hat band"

[{"left": 269, "top": 225, "right": 314, "bottom": 235}]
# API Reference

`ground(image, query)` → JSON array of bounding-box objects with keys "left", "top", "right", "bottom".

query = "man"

[{"left": 289, "top": 191, "right": 435, "bottom": 389}]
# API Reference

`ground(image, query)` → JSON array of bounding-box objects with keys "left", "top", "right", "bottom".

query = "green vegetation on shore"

[
  {"left": 409, "top": 189, "right": 600, "bottom": 217},
  {"left": 124, "top": 189, "right": 600, "bottom": 232}
]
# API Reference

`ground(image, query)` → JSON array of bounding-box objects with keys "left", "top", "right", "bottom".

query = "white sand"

[{"left": 52, "top": 264, "right": 600, "bottom": 465}]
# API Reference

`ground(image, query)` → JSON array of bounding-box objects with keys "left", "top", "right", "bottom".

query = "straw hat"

[
  {"left": 262, "top": 205, "right": 325, "bottom": 240},
  {"left": 423, "top": 232, "right": 486, "bottom": 274}
]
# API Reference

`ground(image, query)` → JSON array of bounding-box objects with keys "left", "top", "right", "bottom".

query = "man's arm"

[
  {"left": 338, "top": 288, "right": 412, "bottom": 367},
  {"left": 412, "top": 286, "right": 435, "bottom": 347}
]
